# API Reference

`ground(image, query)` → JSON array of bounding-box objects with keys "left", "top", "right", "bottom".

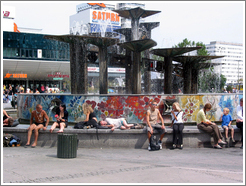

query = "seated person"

[
  {"left": 98, "top": 118, "right": 134, "bottom": 131},
  {"left": 26, "top": 104, "right": 49, "bottom": 148},
  {"left": 82, "top": 103, "right": 108, "bottom": 129},
  {"left": 197, "top": 103, "right": 226, "bottom": 149},
  {"left": 146, "top": 100, "right": 166, "bottom": 150},
  {"left": 3, "top": 110, "right": 14, "bottom": 127},
  {"left": 236, "top": 98, "right": 243, "bottom": 149},
  {"left": 50, "top": 103, "right": 68, "bottom": 133},
  {"left": 220, "top": 107, "right": 235, "bottom": 143}
]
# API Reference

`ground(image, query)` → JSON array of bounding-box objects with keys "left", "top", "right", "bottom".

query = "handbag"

[{"left": 172, "top": 112, "right": 180, "bottom": 125}]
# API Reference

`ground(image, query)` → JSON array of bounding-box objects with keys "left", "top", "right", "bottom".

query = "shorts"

[
  {"left": 222, "top": 125, "right": 233, "bottom": 130},
  {"left": 35, "top": 122, "right": 46, "bottom": 127},
  {"left": 57, "top": 121, "right": 68, "bottom": 128},
  {"left": 147, "top": 124, "right": 166, "bottom": 134}
]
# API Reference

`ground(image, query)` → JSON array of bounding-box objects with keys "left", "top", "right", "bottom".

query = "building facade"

[
  {"left": 69, "top": 3, "right": 121, "bottom": 37},
  {"left": 2, "top": 3, "right": 126, "bottom": 93},
  {"left": 206, "top": 41, "right": 244, "bottom": 87}
]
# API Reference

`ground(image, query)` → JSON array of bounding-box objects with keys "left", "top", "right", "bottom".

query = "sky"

[{"left": 1, "top": 1, "right": 245, "bottom": 48}]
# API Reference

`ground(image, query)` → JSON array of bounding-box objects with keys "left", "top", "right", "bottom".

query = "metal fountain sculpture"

[{"left": 46, "top": 6, "right": 224, "bottom": 95}]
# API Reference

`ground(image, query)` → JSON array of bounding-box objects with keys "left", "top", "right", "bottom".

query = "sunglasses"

[{"left": 152, "top": 104, "right": 157, "bottom": 106}]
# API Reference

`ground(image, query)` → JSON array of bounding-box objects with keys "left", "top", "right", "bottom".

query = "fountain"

[
  {"left": 114, "top": 28, "right": 132, "bottom": 94},
  {"left": 140, "top": 22, "right": 160, "bottom": 94},
  {"left": 173, "top": 55, "right": 224, "bottom": 94},
  {"left": 113, "top": 7, "right": 160, "bottom": 94},
  {"left": 16, "top": 6, "right": 239, "bottom": 127},
  {"left": 45, "top": 35, "right": 119, "bottom": 94},
  {"left": 150, "top": 47, "right": 202, "bottom": 94}
]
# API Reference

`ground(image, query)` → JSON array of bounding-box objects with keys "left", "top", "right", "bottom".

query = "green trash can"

[{"left": 57, "top": 133, "right": 78, "bottom": 158}]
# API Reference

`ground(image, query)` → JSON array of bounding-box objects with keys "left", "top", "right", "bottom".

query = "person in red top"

[{"left": 40, "top": 84, "right": 45, "bottom": 93}]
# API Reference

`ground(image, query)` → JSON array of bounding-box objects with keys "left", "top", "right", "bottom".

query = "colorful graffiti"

[{"left": 17, "top": 94, "right": 243, "bottom": 124}]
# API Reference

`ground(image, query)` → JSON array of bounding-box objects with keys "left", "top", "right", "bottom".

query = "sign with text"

[
  {"left": 90, "top": 10, "right": 120, "bottom": 25},
  {"left": 47, "top": 72, "right": 69, "bottom": 78},
  {"left": 76, "top": 3, "right": 106, "bottom": 13},
  {"left": 4, "top": 73, "right": 27, "bottom": 78},
  {"left": 2, "top": 6, "right": 15, "bottom": 19}
]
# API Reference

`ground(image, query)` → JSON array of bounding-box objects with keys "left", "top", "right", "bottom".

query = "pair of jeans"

[
  {"left": 172, "top": 123, "right": 184, "bottom": 145},
  {"left": 197, "top": 123, "right": 223, "bottom": 145},
  {"left": 236, "top": 122, "right": 243, "bottom": 145}
]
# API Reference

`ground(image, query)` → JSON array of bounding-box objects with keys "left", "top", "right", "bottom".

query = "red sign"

[
  {"left": 3, "top": 11, "right": 10, "bottom": 17},
  {"left": 4, "top": 73, "right": 27, "bottom": 78},
  {"left": 47, "top": 74, "right": 69, "bottom": 78},
  {"left": 92, "top": 10, "right": 120, "bottom": 23},
  {"left": 88, "top": 3, "right": 106, "bottom": 8}
]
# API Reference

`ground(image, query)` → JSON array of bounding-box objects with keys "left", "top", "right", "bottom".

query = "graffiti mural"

[{"left": 17, "top": 94, "right": 243, "bottom": 124}]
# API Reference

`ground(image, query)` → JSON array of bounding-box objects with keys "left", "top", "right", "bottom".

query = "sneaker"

[
  {"left": 148, "top": 144, "right": 151, "bottom": 151},
  {"left": 172, "top": 144, "right": 176, "bottom": 149},
  {"left": 178, "top": 144, "right": 183, "bottom": 150},
  {"left": 213, "top": 144, "right": 222, "bottom": 149},
  {"left": 158, "top": 140, "right": 162, "bottom": 150},
  {"left": 219, "top": 140, "right": 227, "bottom": 145},
  {"left": 231, "top": 138, "right": 235, "bottom": 143}
]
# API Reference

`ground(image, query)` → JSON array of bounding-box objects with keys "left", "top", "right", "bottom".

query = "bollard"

[{"left": 57, "top": 133, "right": 78, "bottom": 158}]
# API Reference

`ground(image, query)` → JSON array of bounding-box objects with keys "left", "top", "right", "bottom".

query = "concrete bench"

[{"left": 3, "top": 123, "right": 242, "bottom": 149}]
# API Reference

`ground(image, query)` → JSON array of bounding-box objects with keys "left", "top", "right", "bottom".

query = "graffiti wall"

[{"left": 17, "top": 94, "right": 243, "bottom": 124}]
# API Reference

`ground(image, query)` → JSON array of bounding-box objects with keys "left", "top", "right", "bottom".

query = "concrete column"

[
  {"left": 70, "top": 42, "right": 76, "bottom": 94},
  {"left": 99, "top": 46, "right": 108, "bottom": 94},
  {"left": 164, "top": 57, "right": 173, "bottom": 94},
  {"left": 132, "top": 52, "right": 141, "bottom": 94},
  {"left": 70, "top": 38, "right": 88, "bottom": 94},
  {"left": 183, "top": 62, "right": 192, "bottom": 94},
  {"left": 26, "top": 79, "right": 29, "bottom": 89},
  {"left": 125, "top": 50, "right": 132, "bottom": 94},
  {"left": 143, "top": 50, "right": 151, "bottom": 94}
]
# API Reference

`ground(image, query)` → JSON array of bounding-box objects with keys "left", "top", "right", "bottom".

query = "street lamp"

[{"left": 237, "top": 60, "right": 240, "bottom": 90}]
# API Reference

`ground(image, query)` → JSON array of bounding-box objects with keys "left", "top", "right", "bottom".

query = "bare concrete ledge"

[{"left": 3, "top": 124, "right": 242, "bottom": 149}]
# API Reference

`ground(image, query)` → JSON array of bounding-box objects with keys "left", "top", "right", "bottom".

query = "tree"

[
  {"left": 220, "top": 74, "right": 227, "bottom": 91},
  {"left": 173, "top": 38, "right": 211, "bottom": 94},
  {"left": 198, "top": 68, "right": 227, "bottom": 93},
  {"left": 174, "top": 39, "right": 208, "bottom": 56},
  {"left": 226, "top": 85, "right": 233, "bottom": 93}
]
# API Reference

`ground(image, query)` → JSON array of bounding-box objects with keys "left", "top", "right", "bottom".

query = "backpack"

[
  {"left": 74, "top": 121, "right": 87, "bottom": 129},
  {"left": 3, "top": 133, "right": 21, "bottom": 147},
  {"left": 150, "top": 135, "right": 160, "bottom": 151}
]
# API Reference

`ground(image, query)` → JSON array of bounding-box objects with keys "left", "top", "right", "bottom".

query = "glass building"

[
  {"left": 3, "top": 31, "right": 71, "bottom": 92},
  {"left": 3, "top": 31, "right": 125, "bottom": 93},
  {"left": 3, "top": 31, "right": 70, "bottom": 60}
]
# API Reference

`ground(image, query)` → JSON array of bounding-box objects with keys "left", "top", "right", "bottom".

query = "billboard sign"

[
  {"left": 76, "top": 3, "right": 106, "bottom": 13},
  {"left": 90, "top": 10, "right": 120, "bottom": 26},
  {"left": 2, "top": 6, "right": 15, "bottom": 19}
]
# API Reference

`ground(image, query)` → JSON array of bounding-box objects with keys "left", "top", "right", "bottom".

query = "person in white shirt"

[
  {"left": 236, "top": 98, "right": 243, "bottom": 149},
  {"left": 99, "top": 118, "right": 134, "bottom": 131},
  {"left": 170, "top": 102, "right": 184, "bottom": 149}
]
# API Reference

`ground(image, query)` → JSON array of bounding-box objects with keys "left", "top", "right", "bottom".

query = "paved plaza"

[{"left": 2, "top": 146, "right": 244, "bottom": 184}]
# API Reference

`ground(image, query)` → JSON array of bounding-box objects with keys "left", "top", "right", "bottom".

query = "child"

[
  {"left": 220, "top": 108, "right": 235, "bottom": 143},
  {"left": 170, "top": 102, "right": 184, "bottom": 149}
]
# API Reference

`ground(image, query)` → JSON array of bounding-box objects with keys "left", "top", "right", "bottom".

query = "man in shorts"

[
  {"left": 146, "top": 100, "right": 166, "bottom": 150},
  {"left": 25, "top": 104, "right": 49, "bottom": 147}
]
